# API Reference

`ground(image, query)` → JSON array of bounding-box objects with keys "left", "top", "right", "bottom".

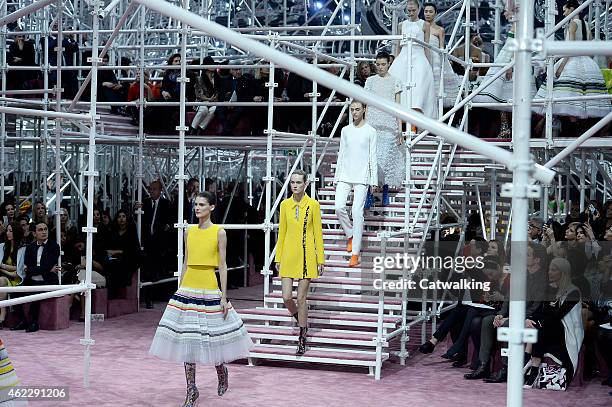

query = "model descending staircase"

[{"left": 238, "top": 137, "right": 511, "bottom": 379}]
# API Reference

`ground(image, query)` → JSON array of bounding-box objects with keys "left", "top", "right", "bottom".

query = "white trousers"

[
  {"left": 191, "top": 105, "right": 217, "bottom": 130},
  {"left": 334, "top": 181, "right": 368, "bottom": 255}
]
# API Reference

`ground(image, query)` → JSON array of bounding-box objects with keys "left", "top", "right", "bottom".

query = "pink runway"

[{"left": 1, "top": 286, "right": 609, "bottom": 407}]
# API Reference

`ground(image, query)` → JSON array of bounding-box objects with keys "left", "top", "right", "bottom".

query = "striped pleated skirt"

[
  {"left": 0, "top": 339, "right": 28, "bottom": 406},
  {"left": 149, "top": 267, "right": 253, "bottom": 365},
  {"left": 534, "top": 56, "right": 611, "bottom": 118}
]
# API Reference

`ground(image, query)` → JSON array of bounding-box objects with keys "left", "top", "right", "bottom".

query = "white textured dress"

[
  {"left": 533, "top": 19, "right": 611, "bottom": 118},
  {"left": 364, "top": 74, "right": 405, "bottom": 188},
  {"left": 389, "top": 19, "right": 436, "bottom": 118},
  {"left": 429, "top": 34, "right": 462, "bottom": 108}
]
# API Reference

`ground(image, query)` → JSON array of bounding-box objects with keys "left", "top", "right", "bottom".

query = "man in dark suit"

[
  {"left": 11, "top": 222, "right": 60, "bottom": 333},
  {"left": 137, "top": 180, "right": 173, "bottom": 308}
]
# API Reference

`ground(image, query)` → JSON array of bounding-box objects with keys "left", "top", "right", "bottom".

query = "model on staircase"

[
  {"left": 334, "top": 100, "right": 378, "bottom": 267},
  {"left": 364, "top": 51, "right": 404, "bottom": 207},
  {"left": 388, "top": 0, "right": 436, "bottom": 120},
  {"left": 149, "top": 191, "right": 253, "bottom": 407},
  {"left": 275, "top": 169, "right": 325, "bottom": 356}
]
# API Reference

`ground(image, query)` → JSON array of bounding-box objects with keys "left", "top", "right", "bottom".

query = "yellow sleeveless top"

[
  {"left": 181, "top": 224, "right": 221, "bottom": 290},
  {"left": 186, "top": 224, "right": 220, "bottom": 267}
]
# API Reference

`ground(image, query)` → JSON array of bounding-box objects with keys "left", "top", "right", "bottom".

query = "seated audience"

[
  {"left": 11, "top": 222, "right": 61, "bottom": 333},
  {"left": 0, "top": 222, "right": 27, "bottom": 328},
  {"left": 104, "top": 210, "right": 141, "bottom": 299},
  {"left": 523, "top": 257, "right": 583, "bottom": 388}
]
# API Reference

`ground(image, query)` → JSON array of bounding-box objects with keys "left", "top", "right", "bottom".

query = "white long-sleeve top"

[{"left": 334, "top": 122, "right": 378, "bottom": 186}]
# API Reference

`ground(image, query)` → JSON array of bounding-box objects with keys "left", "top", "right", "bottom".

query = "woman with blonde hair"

[
  {"left": 275, "top": 169, "right": 325, "bottom": 355},
  {"left": 523, "top": 257, "right": 583, "bottom": 388}
]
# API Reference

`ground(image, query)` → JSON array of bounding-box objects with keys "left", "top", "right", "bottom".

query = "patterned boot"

[
  {"left": 215, "top": 364, "right": 229, "bottom": 396},
  {"left": 182, "top": 363, "right": 199, "bottom": 407},
  {"left": 296, "top": 327, "right": 308, "bottom": 356}
]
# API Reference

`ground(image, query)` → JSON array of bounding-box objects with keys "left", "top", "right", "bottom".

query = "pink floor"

[{"left": 2, "top": 286, "right": 610, "bottom": 407}]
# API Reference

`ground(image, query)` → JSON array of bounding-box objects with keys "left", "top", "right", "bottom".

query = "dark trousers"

[
  {"left": 479, "top": 315, "right": 509, "bottom": 364},
  {"left": 14, "top": 275, "right": 59, "bottom": 324},
  {"left": 446, "top": 306, "right": 497, "bottom": 357},
  {"left": 597, "top": 327, "right": 612, "bottom": 379},
  {"left": 433, "top": 304, "right": 469, "bottom": 344}
]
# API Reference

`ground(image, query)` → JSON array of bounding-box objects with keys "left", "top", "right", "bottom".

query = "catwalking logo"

[
  {"left": 371, "top": 254, "right": 490, "bottom": 292},
  {"left": 372, "top": 253, "right": 485, "bottom": 274}
]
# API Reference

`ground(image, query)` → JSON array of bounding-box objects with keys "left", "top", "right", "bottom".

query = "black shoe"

[
  {"left": 484, "top": 367, "right": 508, "bottom": 383},
  {"left": 464, "top": 361, "right": 490, "bottom": 380},
  {"left": 418, "top": 341, "right": 435, "bottom": 354},
  {"left": 468, "top": 359, "right": 480, "bottom": 370},
  {"left": 440, "top": 352, "right": 454, "bottom": 360},
  {"left": 11, "top": 321, "right": 27, "bottom": 331},
  {"left": 523, "top": 366, "right": 539, "bottom": 388},
  {"left": 451, "top": 354, "right": 468, "bottom": 367},
  {"left": 25, "top": 323, "right": 39, "bottom": 333}
]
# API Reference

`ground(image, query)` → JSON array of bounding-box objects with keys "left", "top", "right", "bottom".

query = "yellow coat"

[{"left": 275, "top": 194, "right": 324, "bottom": 279}]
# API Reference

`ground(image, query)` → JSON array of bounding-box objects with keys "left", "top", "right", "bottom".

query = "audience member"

[{"left": 11, "top": 222, "right": 61, "bottom": 333}]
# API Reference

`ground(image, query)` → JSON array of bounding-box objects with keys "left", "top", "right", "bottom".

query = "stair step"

[
  {"left": 249, "top": 344, "right": 387, "bottom": 366},
  {"left": 265, "top": 292, "right": 402, "bottom": 309},
  {"left": 246, "top": 326, "right": 379, "bottom": 344},
  {"left": 238, "top": 308, "right": 401, "bottom": 328}
]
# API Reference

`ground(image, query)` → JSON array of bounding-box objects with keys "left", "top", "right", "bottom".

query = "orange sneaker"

[
  {"left": 349, "top": 255, "right": 360, "bottom": 267},
  {"left": 346, "top": 237, "right": 353, "bottom": 253},
  {"left": 411, "top": 125, "right": 418, "bottom": 134}
]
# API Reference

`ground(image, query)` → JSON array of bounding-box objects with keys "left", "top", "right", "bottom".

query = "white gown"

[
  {"left": 389, "top": 19, "right": 436, "bottom": 118},
  {"left": 533, "top": 19, "right": 611, "bottom": 118},
  {"left": 429, "top": 34, "right": 462, "bottom": 109},
  {"left": 364, "top": 74, "right": 405, "bottom": 188}
]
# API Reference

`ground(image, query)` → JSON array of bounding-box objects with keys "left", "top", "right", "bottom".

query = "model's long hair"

[{"left": 565, "top": 0, "right": 588, "bottom": 40}]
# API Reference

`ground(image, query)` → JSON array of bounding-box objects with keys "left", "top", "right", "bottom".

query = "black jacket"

[
  {"left": 142, "top": 197, "right": 173, "bottom": 244},
  {"left": 24, "top": 240, "right": 60, "bottom": 282}
]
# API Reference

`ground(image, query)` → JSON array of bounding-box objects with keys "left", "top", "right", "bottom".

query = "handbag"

[{"left": 537, "top": 363, "right": 567, "bottom": 391}]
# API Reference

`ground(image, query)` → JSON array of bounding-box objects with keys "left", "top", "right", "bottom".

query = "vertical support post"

[
  {"left": 590, "top": 154, "right": 597, "bottom": 200},
  {"left": 82, "top": 0, "right": 102, "bottom": 388},
  {"left": 175, "top": 0, "right": 189, "bottom": 287},
  {"left": 54, "top": 0, "right": 64, "bottom": 284},
  {"left": 493, "top": 0, "right": 502, "bottom": 57},
  {"left": 42, "top": 8, "right": 50, "bottom": 204},
  {"left": 310, "top": 55, "right": 318, "bottom": 197},
  {"left": 543, "top": 151, "right": 549, "bottom": 221},
  {"left": 506, "top": 2, "right": 535, "bottom": 407},
  {"left": 136, "top": 3, "right": 145, "bottom": 283},
  {"left": 0, "top": 0, "right": 6, "bottom": 203},
  {"left": 490, "top": 169, "right": 497, "bottom": 239},
  {"left": 580, "top": 150, "right": 586, "bottom": 212}
]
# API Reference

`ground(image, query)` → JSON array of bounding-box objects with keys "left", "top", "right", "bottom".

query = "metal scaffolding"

[{"left": 0, "top": 0, "right": 611, "bottom": 403}]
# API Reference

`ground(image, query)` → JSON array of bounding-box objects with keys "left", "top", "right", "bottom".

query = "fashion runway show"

[{"left": 1, "top": 0, "right": 612, "bottom": 406}]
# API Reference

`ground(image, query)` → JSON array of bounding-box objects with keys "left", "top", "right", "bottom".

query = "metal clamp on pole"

[
  {"left": 500, "top": 183, "right": 541, "bottom": 198},
  {"left": 497, "top": 326, "right": 538, "bottom": 344}
]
